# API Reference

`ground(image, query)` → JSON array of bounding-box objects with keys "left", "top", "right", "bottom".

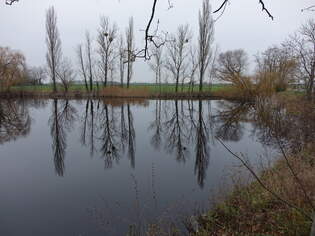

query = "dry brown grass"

[
  {"left": 194, "top": 95, "right": 315, "bottom": 236},
  {"left": 196, "top": 146, "right": 315, "bottom": 235},
  {"left": 99, "top": 86, "right": 151, "bottom": 98},
  {"left": 100, "top": 98, "right": 149, "bottom": 107}
]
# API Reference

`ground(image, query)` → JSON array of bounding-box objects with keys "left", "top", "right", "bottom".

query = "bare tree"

[
  {"left": 286, "top": 19, "right": 315, "bottom": 100},
  {"left": 118, "top": 34, "right": 126, "bottom": 87},
  {"left": 126, "top": 17, "right": 135, "bottom": 89},
  {"left": 85, "top": 31, "right": 94, "bottom": 92},
  {"left": 4, "top": 0, "right": 275, "bottom": 60},
  {"left": 108, "top": 57, "right": 116, "bottom": 86},
  {"left": 188, "top": 45, "right": 198, "bottom": 93},
  {"left": 255, "top": 45, "right": 297, "bottom": 92},
  {"left": 215, "top": 49, "right": 252, "bottom": 95},
  {"left": 198, "top": 0, "right": 215, "bottom": 91},
  {"left": 45, "top": 6, "right": 62, "bottom": 93},
  {"left": 76, "top": 44, "right": 88, "bottom": 91},
  {"left": 57, "top": 58, "right": 75, "bottom": 93},
  {"left": 165, "top": 24, "right": 191, "bottom": 93},
  {"left": 148, "top": 45, "right": 163, "bottom": 92},
  {"left": 0, "top": 47, "right": 26, "bottom": 91},
  {"left": 97, "top": 16, "right": 117, "bottom": 87},
  {"left": 26, "top": 66, "right": 46, "bottom": 85},
  {"left": 33, "top": 66, "right": 46, "bottom": 85}
]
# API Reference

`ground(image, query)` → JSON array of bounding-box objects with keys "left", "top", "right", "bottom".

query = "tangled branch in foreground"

[
  {"left": 213, "top": 0, "right": 274, "bottom": 20},
  {"left": 5, "top": 0, "right": 18, "bottom": 5}
]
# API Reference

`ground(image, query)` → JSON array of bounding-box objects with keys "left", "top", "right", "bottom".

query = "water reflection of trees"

[
  {"left": 49, "top": 99, "right": 77, "bottom": 176},
  {"left": 4, "top": 98, "right": 306, "bottom": 188},
  {"left": 149, "top": 99, "right": 255, "bottom": 188},
  {"left": 251, "top": 97, "right": 315, "bottom": 153},
  {"left": 78, "top": 99, "right": 137, "bottom": 169},
  {"left": 149, "top": 100, "right": 162, "bottom": 150},
  {"left": 214, "top": 101, "right": 253, "bottom": 142},
  {"left": 0, "top": 100, "right": 31, "bottom": 144},
  {"left": 194, "top": 100, "right": 210, "bottom": 188},
  {"left": 99, "top": 103, "right": 120, "bottom": 168},
  {"left": 164, "top": 100, "right": 189, "bottom": 162},
  {"left": 151, "top": 99, "right": 213, "bottom": 187}
]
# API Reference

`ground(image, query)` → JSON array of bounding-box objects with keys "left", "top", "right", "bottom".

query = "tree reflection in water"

[
  {"left": 49, "top": 99, "right": 77, "bottom": 176},
  {"left": 214, "top": 101, "right": 253, "bottom": 142},
  {"left": 99, "top": 103, "right": 120, "bottom": 168},
  {"left": 0, "top": 100, "right": 31, "bottom": 144},
  {"left": 194, "top": 100, "right": 210, "bottom": 188},
  {"left": 0, "top": 98, "right": 255, "bottom": 187},
  {"left": 1, "top": 98, "right": 300, "bottom": 189}
]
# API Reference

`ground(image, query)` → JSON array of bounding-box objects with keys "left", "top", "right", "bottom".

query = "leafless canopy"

[
  {"left": 215, "top": 49, "right": 253, "bottom": 96},
  {"left": 285, "top": 19, "right": 315, "bottom": 100},
  {"left": 57, "top": 58, "right": 75, "bottom": 92},
  {"left": 216, "top": 49, "right": 248, "bottom": 82},
  {"left": 165, "top": 24, "right": 191, "bottom": 92},
  {"left": 97, "top": 16, "right": 118, "bottom": 87}
]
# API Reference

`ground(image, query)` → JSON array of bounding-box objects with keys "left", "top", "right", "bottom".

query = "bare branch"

[
  {"left": 301, "top": 5, "right": 315, "bottom": 12},
  {"left": 5, "top": 0, "right": 18, "bottom": 5},
  {"left": 259, "top": 0, "right": 274, "bottom": 20},
  {"left": 213, "top": 0, "right": 274, "bottom": 20},
  {"left": 213, "top": 0, "right": 228, "bottom": 14},
  {"left": 216, "top": 137, "right": 312, "bottom": 221}
]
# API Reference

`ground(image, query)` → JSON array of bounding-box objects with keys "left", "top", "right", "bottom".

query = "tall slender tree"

[
  {"left": 126, "top": 17, "right": 135, "bottom": 89},
  {"left": 85, "top": 31, "right": 94, "bottom": 92},
  {"left": 97, "top": 16, "right": 117, "bottom": 87},
  {"left": 45, "top": 6, "right": 62, "bottom": 93},
  {"left": 148, "top": 45, "right": 164, "bottom": 93},
  {"left": 118, "top": 34, "right": 126, "bottom": 88},
  {"left": 76, "top": 44, "right": 89, "bottom": 91},
  {"left": 198, "top": 0, "right": 214, "bottom": 91}
]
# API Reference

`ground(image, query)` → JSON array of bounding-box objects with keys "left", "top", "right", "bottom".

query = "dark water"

[{"left": 0, "top": 99, "right": 276, "bottom": 235}]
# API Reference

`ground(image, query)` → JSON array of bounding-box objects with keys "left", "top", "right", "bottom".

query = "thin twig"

[
  {"left": 216, "top": 137, "right": 312, "bottom": 220},
  {"left": 213, "top": 0, "right": 274, "bottom": 20},
  {"left": 5, "top": 0, "right": 18, "bottom": 5}
]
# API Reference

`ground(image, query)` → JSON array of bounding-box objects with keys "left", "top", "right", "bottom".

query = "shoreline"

[
  {"left": 0, "top": 88, "right": 250, "bottom": 102},
  {"left": 191, "top": 94, "right": 315, "bottom": 235}
]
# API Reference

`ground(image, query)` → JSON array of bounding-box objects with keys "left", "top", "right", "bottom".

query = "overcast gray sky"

[{"left": 0, "top": 0, "right": 313, "bottom": 82}]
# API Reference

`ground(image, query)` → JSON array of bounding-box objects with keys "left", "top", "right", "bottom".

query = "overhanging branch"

[
  {"left": 213, "top": 0, "right": 274, "bottom": 20},
  {"left": 5, "top": 0, "right": 18, "bottom": 5}
]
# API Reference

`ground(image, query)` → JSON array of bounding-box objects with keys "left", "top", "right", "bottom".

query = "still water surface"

[{"left": 0, "top": 99, "right": 275, "bottom": 235}]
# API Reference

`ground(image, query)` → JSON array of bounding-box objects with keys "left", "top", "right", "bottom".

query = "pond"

[{"left": 0, "top": 99, "right": 277, "bottom": 235}]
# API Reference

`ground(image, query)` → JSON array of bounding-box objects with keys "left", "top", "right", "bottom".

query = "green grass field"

[{"left": 12, "top": 83, "right": 230, "bottom": 94}]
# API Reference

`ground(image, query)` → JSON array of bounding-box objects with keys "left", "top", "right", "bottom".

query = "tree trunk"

[
  {"left": 175, "top": 73, "right": 179, "bottom": 93},
  {"left": 104, "top": 60, "right": 108, "bottom": 87},
  {"left": 127, "top": 61, "right": 130, "bottom": 89},
  {"left": 84, "top": 78, "right": 88, "bottom": 91},
  {"left": 199, "top": 69, "right": 203, "bottom": 92},
  {"left": 52, "top": 59, "right": 57, "bottom": 93},
  {"left": 310, "top": 215, "right": 315, "bottom": 236}
]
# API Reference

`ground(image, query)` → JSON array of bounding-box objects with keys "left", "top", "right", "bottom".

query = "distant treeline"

[{"left": 0, "top": 0, "right": 314, "bottom": 100}]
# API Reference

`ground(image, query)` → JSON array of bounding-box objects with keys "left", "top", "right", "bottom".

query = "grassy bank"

[
  {"left": 2, "top": 83, "right": 238, "bottom": 100},
  {"left": 192, "top": 94, "right": 315, "bottom": 235},
  {"left": 195, "top": 147, "right": 314, "bottom": 235}
]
